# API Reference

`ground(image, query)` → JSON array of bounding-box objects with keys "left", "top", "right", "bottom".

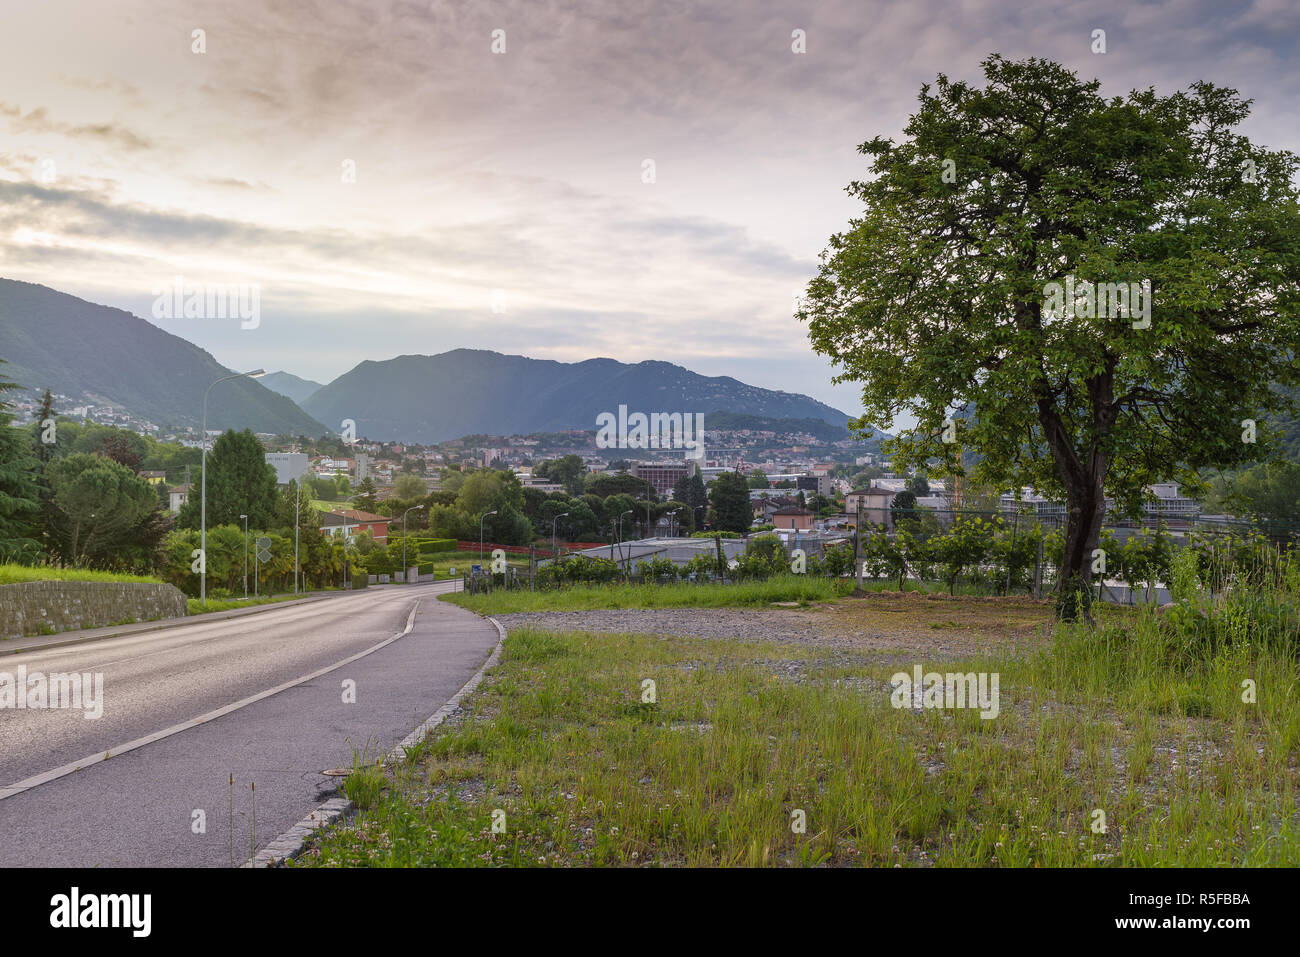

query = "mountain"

[
  {"left": 261, "top": 371, "right": 324, "bottom": 405},
  {"left": 303, "top": 350, "right": 853, "bottom": 444},
  {"left": 0, "top": 279, "right": 327, "bottom": 435},
  {"left": 703, "top": 410, "right": 889, "bottom": 444}
]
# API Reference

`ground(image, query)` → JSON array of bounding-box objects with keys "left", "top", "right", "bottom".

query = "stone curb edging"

[{"left": 244, "top": 614, "right": 507, "bottom": 868}]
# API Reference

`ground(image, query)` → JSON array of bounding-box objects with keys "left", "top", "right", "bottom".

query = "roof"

[
  {"left": 169, "top": 484, "right": 192, "bottom": 493},
  {"left": 771, "top": 508, "right": 815, "bottom": 516},
  {"left": 847, "top": 486, "right": 895, "bottom": 496},
  {"left": 321, "top": 509, "right": 390, "bottom": 524}
]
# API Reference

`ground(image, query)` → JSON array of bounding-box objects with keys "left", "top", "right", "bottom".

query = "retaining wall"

[{"left": 0, "top": 580, "right": 189, "bottom": 639}]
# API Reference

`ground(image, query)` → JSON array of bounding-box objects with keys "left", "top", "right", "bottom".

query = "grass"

[
  {"left": 441, "top": 574, "right": 854, "bottom": 613},
  {"left": 187, "top": 593, "right": 307, "bottom": 615},
  {"left": 300, "top": 581, "right": 1300, "bottom": 867},
  {"left": 416, "top": 549, "right": 530, "bottom": 580},
  {"left": 0, "top": 564, "right": 162, "bottom": 585}
]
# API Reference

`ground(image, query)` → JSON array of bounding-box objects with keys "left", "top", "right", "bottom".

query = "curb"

[{"left": 245, "top": 614, "right": 507, "bottom": 868}]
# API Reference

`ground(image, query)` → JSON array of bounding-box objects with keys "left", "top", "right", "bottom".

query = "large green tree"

[
  {"left": 801, "top": 56, "right": 1300, "bottom": 617},
  {"left": 709, "top": 470, "right": 752, "bottom": 534},
  {"left": 536, "top": 454, "right": 587, "bottom": 496},
  {"left": 671, "top": 469, "right": 709, "bottom": 529},
  {"left": 45, "top": 453, "right": 160, "bottom": 566},
  {"left": 177, "top": 429, "right": 280, "bottom": 530}
]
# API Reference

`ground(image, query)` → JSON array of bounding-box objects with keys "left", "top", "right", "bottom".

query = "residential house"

[
  {"left": 770, "top": 508, "right": 815, "bottom": 531},
  {"left": 138, "top": 470, "right": 167, "bottom": 486},
  {"left": 844, "top": 486, "right": 896, "bottom": 529},
  {"left": 168, "top": 484, "right": 191, "bottom": 515},
  {"left": 320, "top": 509, "right": 392, "bottom": 544}
]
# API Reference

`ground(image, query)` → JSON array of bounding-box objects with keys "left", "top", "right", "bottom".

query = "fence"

[{"left": 460, "top": 508, "right": 1299, "bottom": 604}]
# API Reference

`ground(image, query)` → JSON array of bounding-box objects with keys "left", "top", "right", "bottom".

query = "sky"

[{"left": 1, "top": 0, "right": 1298, "bottom": 429}]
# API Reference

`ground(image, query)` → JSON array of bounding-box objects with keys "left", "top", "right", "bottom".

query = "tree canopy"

[{"left": 801, "top": 55, "right": 1300, "bottom": 617}]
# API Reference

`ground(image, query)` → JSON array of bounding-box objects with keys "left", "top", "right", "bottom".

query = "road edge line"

[
  {"left": 246, "top": 614, "right": 507, "bottom": 868},
  {"left": 0, "top": 600, "right": 423, "bottom": 803}
]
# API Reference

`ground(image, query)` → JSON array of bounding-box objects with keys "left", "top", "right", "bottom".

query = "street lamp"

[
  {"left": 694, "top": 504, "right": 707, "bottom": 532},
  {"left": 200, "top": 369, "right": 265, "bottom": 607},
  {"left": 402, "top": 504, "right": 425, "bottom": 582},
  {"left": 293, "top": 480, "right": 302, "bottom": 595},
  {"left": 479, "top": 510, "right": 498, "bottom": 566},
  {"left": 240, "top": 514, "right": 248, "bottom": 599},
  {"left": 619, "top": 509, "right": 633, "bottom": 571},
  {"left": 551, "top": 512, "right": 569, "bottom": 562},
  {"left": 673, "top": 507, "right": 684, "bottom": 538}
]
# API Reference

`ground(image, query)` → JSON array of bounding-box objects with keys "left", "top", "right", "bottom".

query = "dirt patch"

[{"left": 498, "top": 592, "right": 1056, "bottom": 658}]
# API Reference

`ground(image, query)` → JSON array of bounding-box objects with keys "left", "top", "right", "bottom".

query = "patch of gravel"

[
  {"left": 496, "top": 602, "right": 1048, "bottom": 658},
  {"left": 496, "top": 607, "right": 845, "bottom": 646}
]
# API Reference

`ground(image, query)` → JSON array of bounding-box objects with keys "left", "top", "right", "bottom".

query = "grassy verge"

[
  {"left": 299, "top": 594, "right": 1300, "bottom": 867},
  {"left": 0, "top": 564, "right": 162, "bottom": 585},
  {"left": 413, "top": 549, "right": 531, "bottom": 579},
  {"left": 186, "top": 593, "right": 310, "bottom": 615},
  {"left": 441, "top": 575, "right": 854, "bottom": 613}
]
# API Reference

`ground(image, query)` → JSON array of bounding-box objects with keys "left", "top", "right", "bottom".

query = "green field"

[{"left": 416, "top": 549, "right": 531, "bottom": 579}]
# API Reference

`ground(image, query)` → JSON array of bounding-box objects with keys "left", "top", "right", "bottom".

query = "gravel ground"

[{"left": 495, "top": 602, "right": 1050, "bottom": 656}]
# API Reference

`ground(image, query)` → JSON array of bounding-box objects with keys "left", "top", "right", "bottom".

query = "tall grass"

[
  {"left": 0, "top": 564, "right": 162, "bottom": 585},
  {"left": 304, "top": 562, "right": 1300, "bottom": 867}
]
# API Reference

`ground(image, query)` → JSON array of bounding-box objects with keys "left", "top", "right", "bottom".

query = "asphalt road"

[{"left": 0, "top": 582, "right": 499, "bottom": 867}]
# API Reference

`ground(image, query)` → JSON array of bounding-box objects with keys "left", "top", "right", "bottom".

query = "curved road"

[{"left": 0, "top": 583, "right": 498, "bottom": 867}]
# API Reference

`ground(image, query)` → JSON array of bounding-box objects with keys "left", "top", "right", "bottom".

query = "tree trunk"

[{"left": 1037, "top": 368, "right": 1115, "bottom": 621}]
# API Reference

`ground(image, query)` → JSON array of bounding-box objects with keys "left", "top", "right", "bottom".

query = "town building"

[
  {"left": 845, "top": 486, "right": 897, "bottom": 528},
  {"left": 633, "top": 460, "right": 698, "bottom": 498}
]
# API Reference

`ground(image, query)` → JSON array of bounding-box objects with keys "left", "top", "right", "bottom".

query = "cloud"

[
  {"left": 1, "top": 0, "right": 1298, "bottom": 425},
  {"left": 0, "top": 102, "right": 153, "bottom": 151}
]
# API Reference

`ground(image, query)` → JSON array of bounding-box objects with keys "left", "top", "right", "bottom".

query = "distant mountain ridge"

[
  {"left": 0, "top": 279, "right": 326, "bottom": 434},
  {"left": 261, "top": 371, "right": 323, "bottom": 405},
  {"left": 302, "top": 349, "right": 854, "bottom": 444}
]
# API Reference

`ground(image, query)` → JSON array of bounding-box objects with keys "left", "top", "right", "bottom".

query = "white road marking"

[{"left": 0, "top": 600, "right": 422, "bottom": 802}]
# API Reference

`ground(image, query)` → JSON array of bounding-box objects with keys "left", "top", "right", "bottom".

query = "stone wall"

[{"left": 0, "top": 581, "right": 189, "bottom": 640}]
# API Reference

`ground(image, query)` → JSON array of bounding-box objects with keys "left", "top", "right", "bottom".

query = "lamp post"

[
  {"left": 694, "top": 504, "right": 707, "bottom": 532},
  {"left": 551, "top": 512, "right": 569, "bottom": 563},
  {"left": 239, "top": 514, "right": 248, "bottom": 599},
  {"left": 293, "top": 481, "right": 301, "bottom": 595},
  {"left": 479, "top": 510, "right": 497, "bottom": 567},
  {"left": 342, "top": 506, "right": 357, "bottom": 589},
  {"left": 402, "top": 504, "right": 424, "bottom": 582},
  {"left": 200, "top": 369, "right": 265, "bottom": 607},
  {"left": 673, "top": 507, "right": 684, "bottom": 538},
  {"left": 619, "top": 509, "right": 633, "bottom": 572}
]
